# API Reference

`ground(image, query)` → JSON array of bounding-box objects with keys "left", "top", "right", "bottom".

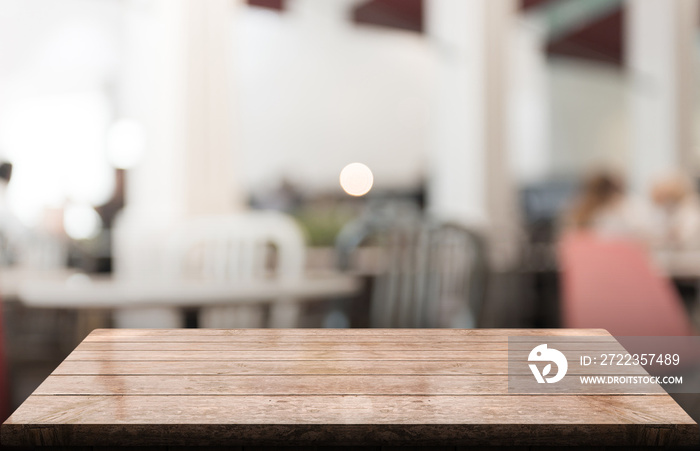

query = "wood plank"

[
  {"left": 3, "top": 395, "right": 696, "bottom": 447},
  {"left": 66, "top": 350, "right": 634, "bottom": 362},
  {"left": 75, "top": 341, "right": 630, "bottom": 352},
  {"left": 34, "top": 374, "right": 665, "bottom": 396},
  {"left": 66, "top": 350, "right": 512, "bottom": 360},
  {"left": 53, "top": 359, "right": 513, "bottom": 375},
  {"left": 83, "top": 336, "right": 523, "bottom": 343},
  {"left": 84, "top": 336, "right": 614, "bottom": 344},
  {"left": 35, "top": 375, "right": 508, "bottom": 395},
  {"left": 85, "top": 328, "right": 612, "bottom": 339},
  {"left": 52, "top": 359, "right": 648, "bottom": 376},
  {"left": 83, "top": 336, "right": 610, "bottom": 344}
]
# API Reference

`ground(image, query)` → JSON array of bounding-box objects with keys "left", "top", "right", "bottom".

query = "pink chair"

[
  {"left": 558, "top": 231, "right": 696, "bottom": 336},
  {"left": 0, "top": 299, "right": 8, "bottom": 422}
]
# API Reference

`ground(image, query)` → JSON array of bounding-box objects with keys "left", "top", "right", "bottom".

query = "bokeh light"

[
  {"left": 63, "top": 204, "right": 103, "bottom": 240},
  {"left": 339, "top": 162, "right": 374, "bottom": 196},
  {"left": 107, "top": 118, "right": 146, "bottom": 169},
  {"left": 1, "top": 92, "right": 114, "bottom": 226}
]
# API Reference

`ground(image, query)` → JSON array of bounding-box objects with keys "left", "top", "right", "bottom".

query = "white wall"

[
  {"left": 4, "top": 0, "right": 693, "bottom": 204},
  {"left": 235, "top": 5, "right": 435, "bottom": 193},
  {"left": 547, "top": 58, "right": 630, "bottom": 178},
  {"left": 0, "top": 0, "right": 122, "bottom": 226}
]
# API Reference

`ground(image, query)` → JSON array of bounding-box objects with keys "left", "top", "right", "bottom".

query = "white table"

[
  {"left": 0, "top": 267, "right": 79, "bottom": 300},
  {"left": 13, "top": 271, "right": 360, "bottom": 329},
  {"left": 17, "top": 273, "right": 359, "bottom": 309},
  {"left": 654, "top": 249, "right": 700, "bottom": 279}
]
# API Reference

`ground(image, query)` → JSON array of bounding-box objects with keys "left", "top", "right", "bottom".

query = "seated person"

[
  {"left": 561, "top": 169, "right": 654, "bottom": 244},
  {"left": 650, "top": 172, "right": 700, "bottom": 250}
]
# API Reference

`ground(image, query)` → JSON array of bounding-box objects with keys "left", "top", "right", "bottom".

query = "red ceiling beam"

[
  {"left": 520, "top": 0, "right": 556, "bottom": 11},
  {"left": 353, "top": 0, "right": 423, "bottom": 33},
  {"left": 247, "top": 0, "right": 285, "bottom": 11},
  {"left": 245, "top": 0, "right": 623, "bottom": 66},
  {"left": 547, "top": 8, "right": 624, "bottom": 66}
]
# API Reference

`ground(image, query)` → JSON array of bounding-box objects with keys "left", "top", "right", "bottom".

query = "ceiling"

[{"left": 247, "top": 0, "right": 624, "bottom": 65}]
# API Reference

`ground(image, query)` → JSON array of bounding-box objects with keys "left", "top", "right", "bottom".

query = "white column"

[
  {"left": 626, "top": 0, "right": 699, "bottom": 192},
  {"left": 426, "top": 0, "right": 520, "bottom": 268},
  {"left": 116, "top": 0, "right": 243, "bottom": 271},
  {"left": 113, "top": 0, "right": 243, "bottom": 327},
  {"left": 178, "top": 0, "right": 244, "bottom": 217},
  {"left": 127, "top": 0, "right": 243, "bottom": 221},
  {"left": 509, "top": 16, "right": 551, "bottom": 184}
]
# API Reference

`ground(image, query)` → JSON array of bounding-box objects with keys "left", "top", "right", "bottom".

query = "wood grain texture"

[
  {"left": 52, "top": 359, "right": 648, "bottom": 376},
  {"left": 85, "top": 328, "right": 613, "bottom": 339},
  {"left": 3, "top": 395, "right": 696, "bottom": 447},
  {"left": 70, "top": 349, "right": 627, "bottom": 361},
  {"left": 2, "top": 328, "right": 698, "bottom": 448},
  {"left": 32, "top": 374, "right": 665, "bottom": 396},
  {"left": 74, "top": 341, "right": 630, "bottom": 352}
]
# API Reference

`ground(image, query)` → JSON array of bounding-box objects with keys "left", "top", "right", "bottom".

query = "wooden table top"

[{"left": 2, "top": 328, "right": 698, "bottom": 449}]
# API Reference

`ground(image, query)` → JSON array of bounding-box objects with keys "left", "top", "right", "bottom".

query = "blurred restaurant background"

[{"left": 2, "top": 0, "right": 700, "bottom": 421}]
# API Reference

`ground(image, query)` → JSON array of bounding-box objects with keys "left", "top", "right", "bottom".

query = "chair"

[
  {"left": 558, "top": 231, "right": 696, "bottom": 336},
  {"left": 371, "top": 221, "right": 486, "bottom": 328},
  {"left": 335, "top": 202, "right": 487, "bottom": 328},
  {"left": 163, "top": 211, "right": 306, "bottom": 328}
]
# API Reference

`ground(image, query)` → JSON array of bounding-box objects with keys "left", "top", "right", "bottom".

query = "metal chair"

[
  {"left": 335, "top": 203, "right": 487, "bottom": 328},
  {"left": 369, "top": 220, "right": 486, "bottom": 328}
]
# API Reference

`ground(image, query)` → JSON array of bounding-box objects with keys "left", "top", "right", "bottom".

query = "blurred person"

[
  {"left": 557, "top": 171, "right": 696, "bottom": 337},
  {"left": 650, "top": 172, "right": 700, "bottom": 250},
  {"left": 0, "top": 161, "right": 23, "bottom": 265},
  {"left": 562, "top": 170, "right": 653, "bottom": 243},
  {"left": 0, "top": 162, "right": 12, "bottom": 210}
]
